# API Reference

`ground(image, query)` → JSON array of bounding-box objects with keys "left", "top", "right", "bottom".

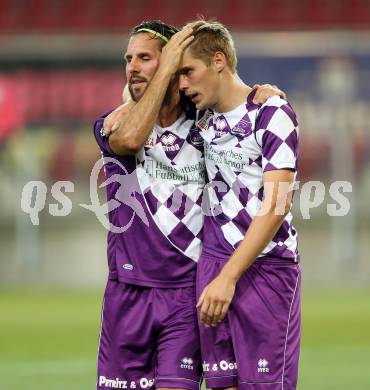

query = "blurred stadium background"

[{"left": 0, "top": 0, "right": 369, "bottom": 389}]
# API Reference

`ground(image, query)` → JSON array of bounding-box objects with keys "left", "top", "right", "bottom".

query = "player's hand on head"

[
  {"left": 159, "top": 27, "right": 194, "bottom": 75},
  {"left": 252, "top": 83, "right": 287, "bottom": 104},
  {"left": 196, "top": 274, "right": 236, "bottom": 327},
  {"left": 103, "top": 100, "right": 135, "bottom": 136}
]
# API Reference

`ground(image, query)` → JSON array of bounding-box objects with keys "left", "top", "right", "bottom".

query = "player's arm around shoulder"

[
  {"left": 103, "top": 100, "right": 138, "bottom": 155},
  {"left": 93, "top": 110, "right": 118, "bottom": 156},
  {"left": 252, "top": 83, "right": 287, "bottom": 105}
]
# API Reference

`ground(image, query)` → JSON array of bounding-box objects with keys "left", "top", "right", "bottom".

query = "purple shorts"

[
  {"left": 197, "top": 256, "right": 301, "bottom": 390},
  {"left": 97, "top": 279, "right": 202, "bottom": 390}
]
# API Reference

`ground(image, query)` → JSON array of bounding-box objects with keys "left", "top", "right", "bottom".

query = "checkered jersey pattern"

[
  {"left": 136, "top": 114, "right": 205, "bottom": 262},
  {"left": 200, "top": 95, "right": 299, "bottom": 262}
]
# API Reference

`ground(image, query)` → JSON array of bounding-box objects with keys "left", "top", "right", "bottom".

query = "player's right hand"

[
  {"left": 252, "top": 84, "right": 287, "bottom": 103},
  {"left": 159, "top": 27, "right": 194, "bottom": 75},
  {"left": 103, "top": 100, "right": 135, "bottom": 136}
]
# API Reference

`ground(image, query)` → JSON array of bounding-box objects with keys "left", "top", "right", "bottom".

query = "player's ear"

[{"left": 213, "top": 51, "right": 226, "bottom": 73}]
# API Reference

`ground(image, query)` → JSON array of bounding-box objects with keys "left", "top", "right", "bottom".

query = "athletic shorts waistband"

[{"left": 200, "top": 255, "right": 299, "bottom": 266}]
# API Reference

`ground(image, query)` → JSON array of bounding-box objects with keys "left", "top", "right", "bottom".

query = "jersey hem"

[{"left": 263, "top": 162, "right": 296, "bottom": 172}]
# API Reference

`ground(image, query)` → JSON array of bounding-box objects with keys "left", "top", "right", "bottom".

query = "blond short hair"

[{"left": 184, "top": 20, "right": 237, "bottom": 73}]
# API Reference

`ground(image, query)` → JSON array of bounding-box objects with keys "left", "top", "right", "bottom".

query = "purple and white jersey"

[
  {"left": 198, "top": 92, "right": 299, "bottom": 262},
  {"left": 94, "top": 113, "right": 205, "bottom": 288}
]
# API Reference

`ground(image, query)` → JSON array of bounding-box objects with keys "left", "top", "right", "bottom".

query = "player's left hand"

[
  {"left": 252, "top": 83, "right": 286, "bottom": 104},
  {"left": 196, "top": 274, "right": 236, "bottom": 327}
]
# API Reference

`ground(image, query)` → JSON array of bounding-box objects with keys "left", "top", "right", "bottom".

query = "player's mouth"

[
  {"left": 188, "top": 92, "right": 200, "bottom": 103},
  {"left": 130, "top": 78, "right": 147, "bottom": 86}
]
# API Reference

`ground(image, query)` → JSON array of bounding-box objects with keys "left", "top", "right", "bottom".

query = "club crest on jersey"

[
  {"left": 189, "top": 130, "right": 203, "bottom": 147},
  {"left": 231, "top": 118, "right": 253, "bottom": 137},
  {"left": 197, "top": 110, "right": 213, "bottom": 132},
  {"left": 144, "top": 133, "right": 156, "bottom": 148}
]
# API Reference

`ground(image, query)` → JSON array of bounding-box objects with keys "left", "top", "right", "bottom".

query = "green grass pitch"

[{"left": 1, "top": 288, "right": 369, "bottom": 389}]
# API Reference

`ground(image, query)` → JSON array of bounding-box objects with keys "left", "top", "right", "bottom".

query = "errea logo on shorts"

[
  {"left": 257, "top": 358, "right": 270, "bottom": 373},
  {"left": 180, "top": 357, "right": 194, "bottom": 370}
]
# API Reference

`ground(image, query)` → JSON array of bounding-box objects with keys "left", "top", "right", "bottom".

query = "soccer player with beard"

[
  {"left": 94, "top": 20, "right": 284, "bottom": 390},
  {"left": 94, "top": 22, "right": 204, "bottom": 390},
  {"left": 178, "top": 21, "right": 301, "bottom": 390}
]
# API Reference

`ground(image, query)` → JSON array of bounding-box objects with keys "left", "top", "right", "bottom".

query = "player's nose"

[
  {"left": 127, "top": 57, "right": 140, "bottom": 74},
  {"left": 179, "top": 75, "right": 188, "bottom": 91}
]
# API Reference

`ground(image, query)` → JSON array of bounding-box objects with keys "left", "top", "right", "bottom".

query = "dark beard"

[
  {"left": 129, "top": 81, "right": 173, "bottom": 104},
  {"left": 128, "top": 84, "right": 139, "bottom": 102}
]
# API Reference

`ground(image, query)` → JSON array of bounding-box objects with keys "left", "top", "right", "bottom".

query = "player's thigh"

[
  {"left": 97, "top": 279, "right": 156, "bottom": 390},
  {"left": 155, "top": 286, "right": 202, "bottom": 390},
  {"left": 197, "top": 256, "right": 238, "bottom": 389},
  {"left": 230, "top": 262, "right": 301, "bottom": 390}
]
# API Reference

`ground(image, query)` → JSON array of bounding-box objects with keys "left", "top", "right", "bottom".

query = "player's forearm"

[
  {"left": 220, "top": 201, "right": 290, "bottom": 283},
  {"left": 109, "top": 66, "right": 173, "bottom": 154}
]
